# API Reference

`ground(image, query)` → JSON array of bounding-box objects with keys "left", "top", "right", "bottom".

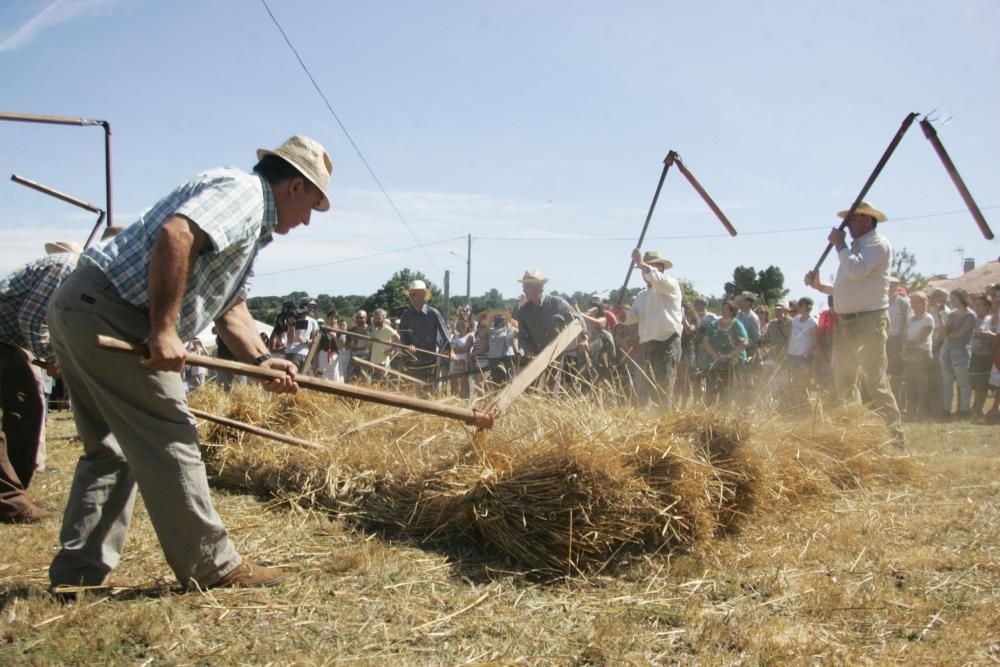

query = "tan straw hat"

[
  {"left": 837, "top": 201, "right": 887, "bottom": 222},
  {"left": 44, "top": 240, "right": 83, "bottom": 255},
  {"left": 518, "top": 269, "right": 549, "bottom": 285},
  {"left": 256, "top": 135, "right": 333, "bottom": 212},
  {"left": 403, "top": 279, "right": 432, "bottom": 299},
  {"left": 642, "top": 250, "right": 673, "bottom": 269}
]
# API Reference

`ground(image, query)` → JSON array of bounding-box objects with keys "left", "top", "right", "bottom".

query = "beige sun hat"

[
  {"left": 256, "top": 135, "right": 333, "bottom": 212},
  {"left": 518, "top": 269, "right": 549, "bottom": 285},
  {"left": 403, "top": 279, "right": 432, "bottom": 299},
  {"left": 837, "top": 201, "right": 887, "bottom": 222},
  {"left": 44, "top": 240, "right": 83, "bottom": 255},
  {"left": 642, "top": 250, "right": 673, "bottom": 270},
  {"left": 101, "top": 225, "right": 125, "bottom": 240}
]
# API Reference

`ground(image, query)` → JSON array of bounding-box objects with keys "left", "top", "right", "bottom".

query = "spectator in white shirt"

[
  {"left": 786, "top": 297, "right": 818, "bottom": 406},
  {"left": 805, "top": 201, "right": 903, "bottom": 448},
  {"left": 901, "top": 291, "right": 934, "bottom": 418},
  {"left": 625, "top": 248, "right": 683, "bottom": 411}
]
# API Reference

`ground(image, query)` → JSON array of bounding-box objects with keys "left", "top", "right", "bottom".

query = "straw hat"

[
  {"left": 44, "top": 240, "right": 83, "bottom": 255},
  {"left": 837, "top": 201, "right": 887, "bottom": 223},
  {"left": 642, "top": 250, "right": 673, "bottom": 270},
  {"left": 403, "top": 279, "right": 432, "bottom": 299},
  {"left": 256, "top": 135, "right": 333, "bottom": 212},
  {"left": 101, "top": 225, "right": 125, "bottom": 240},
  {"left": 518, "top": 269, "right": 549, "bottom": 285}
]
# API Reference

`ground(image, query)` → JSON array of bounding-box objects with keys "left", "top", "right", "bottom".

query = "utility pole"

[
  {"left": 443, "top": 270, "right": 450, "bottom": 322},
  {"left": 466, "top": 233, "right": 472, "bottom": 307}
]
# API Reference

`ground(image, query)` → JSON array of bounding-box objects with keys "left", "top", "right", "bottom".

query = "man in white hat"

[
  {"left": 399, "top": 279, "right": 449, "bottom": 387},
  {"left": 47, "top": 134, "right": 333, "bottom": 594},
  {"left": 805, "top": 201, "right": 903, "bottom": 448},
  {"left": 0, "top": 242, "right": 83, "bottom": 523},
  {"left": 512, "top": 269, "right": 577, "bottom": 359},
  {"left": 626, "top": 249, "right": 684, "bottom": 411}
]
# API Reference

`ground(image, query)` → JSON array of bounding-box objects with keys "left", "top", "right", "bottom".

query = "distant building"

[{"left": 927, "top": 259, "right": 1000, "bottom": 294}]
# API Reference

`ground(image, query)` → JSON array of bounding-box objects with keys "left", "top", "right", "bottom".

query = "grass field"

[{"left": 1, "top": 405, "right": 997, "bottom": 665}]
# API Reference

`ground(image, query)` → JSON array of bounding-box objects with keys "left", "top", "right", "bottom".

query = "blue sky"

[{"left": 2, "top": 0, "right": 998, "bottom": 302}]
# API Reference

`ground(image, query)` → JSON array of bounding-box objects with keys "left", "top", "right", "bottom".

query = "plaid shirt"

[
  {"left": 82, "top": 168, "right": 276, "bottom": 340},
  {"left": 0, "top": 253, "right": 79, "bottom": 359}
]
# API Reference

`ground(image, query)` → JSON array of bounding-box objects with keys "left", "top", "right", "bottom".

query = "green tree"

[
  {"left": 470, "top": 288, "right": 507, "bottom": 313},
  {"left": 723, "top": 265, "right": 787, "bottom": 306},
  {"left": 892, "top": 247, "right": 929, "bottom": 291},
  {"left": 363, "top": 269, "right": 440, "bottom": 317}
]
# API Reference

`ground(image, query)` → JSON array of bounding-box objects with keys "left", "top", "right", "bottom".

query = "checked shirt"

[
  {"left": 0, "top": 253, "right": 79, "bottom": 359},
  {"left": 82, "top": 168, "right": 277, "bottom": 340}
]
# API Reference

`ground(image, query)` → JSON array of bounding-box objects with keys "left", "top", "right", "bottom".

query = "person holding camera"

[{"left": 284, "top": 296, "right": 319, "bottom": 372}]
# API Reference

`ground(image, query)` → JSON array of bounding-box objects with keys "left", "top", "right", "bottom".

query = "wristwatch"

[{"left": 253, "top": 353, "right": 273, "bottom": 365}]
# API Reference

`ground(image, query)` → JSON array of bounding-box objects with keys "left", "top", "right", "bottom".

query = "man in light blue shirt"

[{"left": 48, "top": 135, "right": 333, "bottom": 595}]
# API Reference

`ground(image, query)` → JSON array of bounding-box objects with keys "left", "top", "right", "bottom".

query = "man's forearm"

[
  {"left": 148, "top": 217, "right": 200, "bottom": 336},
  {"left": 216, "top": 300, "right": 270, "bottom": 364}
]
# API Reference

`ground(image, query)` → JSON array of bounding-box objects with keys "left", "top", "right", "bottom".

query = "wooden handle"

[
  {"left": 96, "top": 335, "right": 495, "bottom": 429},
  {"left": 350, "top": 356, "right": 426, "bottom": 385},
  {"left": 920, "top": 119, "right": 995, "bottom": 241},
  {"left": 190, "top": 408, "right": 325, "bottom": 450},
  {"left": 812, "top": 112, "right": 919, "bottom": 273}
]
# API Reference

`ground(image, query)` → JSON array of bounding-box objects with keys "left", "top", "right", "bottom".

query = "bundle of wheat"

[{"left": 188, "top": 386, "right": 911, "bottom": 576}]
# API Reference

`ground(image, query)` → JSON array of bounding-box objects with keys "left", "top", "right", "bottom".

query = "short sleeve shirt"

[{"left": 81, "top": 168, "right": 276, "bottom": 340}]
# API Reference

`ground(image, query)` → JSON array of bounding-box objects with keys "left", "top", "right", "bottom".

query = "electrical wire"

[
  {"left": 474, "top": 204, "right": 1000, "bottom": 242},
  {"left": 258, "top": 0, "right": 439, "bottom": 270},
  {"left": 256, "top": 236, "right": 464, "bottom": 277}
]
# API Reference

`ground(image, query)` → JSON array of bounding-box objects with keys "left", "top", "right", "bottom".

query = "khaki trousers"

[
  {"left": 832, "top": 310, "right": 903, "bottom": 442},
  {"left": 47, "top": 266, "right": 240, "bottom": 587}
]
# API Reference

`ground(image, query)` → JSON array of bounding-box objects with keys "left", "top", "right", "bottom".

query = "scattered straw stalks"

[{"left": 189, "top": 385, "right": 913, "bottom": 577}]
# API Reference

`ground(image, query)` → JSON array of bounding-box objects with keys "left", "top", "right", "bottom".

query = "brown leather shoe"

[
  {"left": 206, "top": 561, "right": 285, "bottom": 589},
  {"left": 2, "top": 503, "right": 55, "bottom": 524}
]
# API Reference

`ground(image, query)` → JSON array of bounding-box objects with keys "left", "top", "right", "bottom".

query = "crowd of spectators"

[{"left": 185, "top": 279, "right": 1000, "bottom": 425}]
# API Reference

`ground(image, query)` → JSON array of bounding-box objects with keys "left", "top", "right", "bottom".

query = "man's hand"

[
  {"left": 260, "top": 357, "right": 299, "bottom": 393},
  {"left": 631, "top": 247, "right": 645, "bottom": 269},
  {"left": 804, "top": 270, "right": 817, "bottom": 288},
  {"left": 827, "top": 228, "right": 846, "bottom": 247},
  {"left": 145, "top": 329, "right": 188, "bottom": 372},
  {"left": 45, "top": 361, "right": 61, "bottom": 379}
]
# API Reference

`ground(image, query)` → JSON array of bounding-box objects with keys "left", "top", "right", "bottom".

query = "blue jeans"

[{"left": 939, "top": 342, "right": 971, "bottom": 413}]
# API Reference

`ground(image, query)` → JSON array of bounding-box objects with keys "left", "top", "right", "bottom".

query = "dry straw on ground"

[{"left": 190, "top": 385, "right": 912, "bottom": 577}]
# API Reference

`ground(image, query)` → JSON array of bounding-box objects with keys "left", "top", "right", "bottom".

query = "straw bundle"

[{"left": 188, "top": 386, "right": 912, "bottom": 576}]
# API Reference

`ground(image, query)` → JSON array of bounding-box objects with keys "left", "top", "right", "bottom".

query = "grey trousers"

[{"left": 47, "top": 266, "right": 240, "bottom": 587}]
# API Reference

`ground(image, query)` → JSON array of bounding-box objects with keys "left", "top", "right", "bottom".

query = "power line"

[
  {"left": 257, "top": 235, "right": 464, "bottom": 277},
  {"left": 258, "top": 0, "right": 439, "bottom": 271},
  {"left": 473, "top": 204, "right": 999, "bottom": 242}
]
